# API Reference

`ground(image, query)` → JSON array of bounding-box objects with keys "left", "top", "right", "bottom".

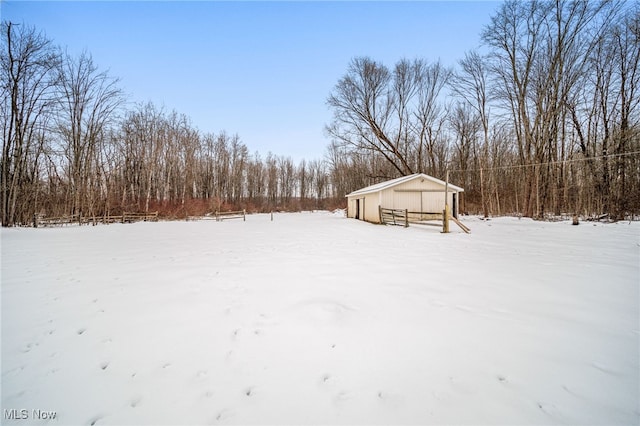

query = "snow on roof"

[{"left": 346, "top": 173, "right": 464, "bottom": 197}]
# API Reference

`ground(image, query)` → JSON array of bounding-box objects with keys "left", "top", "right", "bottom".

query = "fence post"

[
  {"left": 243, "top": 209, "right": 246, "bottom": 221},
  {"left": 443, "top": 206, "right": 450, "bottom": 233},
  {"left": 405, "top": 209, "right": 409, "bottom": 228},
  {"left": 443, "top": 169, "right": 450, "bottom": 233},
  {"left": 378, "top": 205, "right": 382, "bottom": 224}
]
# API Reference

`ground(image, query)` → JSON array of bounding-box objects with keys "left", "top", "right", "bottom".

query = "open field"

[{"left": 2, "top": 212, "right": 639, "bottom": 425}]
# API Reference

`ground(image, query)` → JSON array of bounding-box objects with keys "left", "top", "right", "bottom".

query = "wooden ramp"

[{"left": 449, "top": 215, "right": 471, "bottom": 233}]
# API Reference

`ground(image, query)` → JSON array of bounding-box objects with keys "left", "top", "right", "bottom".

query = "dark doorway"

[
  {"left": 452, "top": 193, "right": 458, "bottom": 219},
  {"left": 355, "top": 199, "right": 360, "bottom": 220}
]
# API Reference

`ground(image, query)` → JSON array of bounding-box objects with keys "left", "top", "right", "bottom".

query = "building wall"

[
  {"left": 347, "top": 177, "right": 461, "bottom": 222},
  {"left": 347, "top": 192, "right": 381, "bottom": 222},
  {"left": 381, "top": 178, "right": 457, "bottom": 215},
  {"left": 364, "top": 192, "right": 381, "bottom": 222}
]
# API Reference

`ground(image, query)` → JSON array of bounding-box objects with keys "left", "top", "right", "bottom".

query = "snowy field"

[{"left": 1, "top": 211, "right": 639, "bottom": 425}]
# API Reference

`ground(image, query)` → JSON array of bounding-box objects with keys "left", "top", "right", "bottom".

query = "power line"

[{"left": 449, "top": 150, "right": 640, "bottom": 173}]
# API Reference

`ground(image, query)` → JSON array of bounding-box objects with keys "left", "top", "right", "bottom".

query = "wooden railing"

[
  {"left": 379, "top": 207, "right": 409, "bottom": 228},
  {"left": 36, "top": 211, "right": 158, "bottom": 227},
  {"left": 36, "top": 214, "right": 81, "bottom": 227},
  {"left": 215, "top": 209, "right": 246, "bottom": 222},
  {"left": 407, "top": 211, "right": 442, "bottom": 222},
  {"left": 378, "top": 207, "right": 470, "bottom": 233},
  {"left": 122, "top": 211, "right": 158, "bottom": 223}
]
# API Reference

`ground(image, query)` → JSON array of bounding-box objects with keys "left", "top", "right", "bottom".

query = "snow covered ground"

[{"left": 1, "top": 211, "right": 639, "bottom": 425}]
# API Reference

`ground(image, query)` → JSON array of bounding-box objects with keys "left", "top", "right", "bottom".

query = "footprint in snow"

[
  {"left": 591, "top": 362, "right": 623, "bottom": 376},
  {"left": 77, "top": 328, "right": 86, "bottom": 335},
  {"left": 536, "top": 401, "right": 563, "bottom": 417},
  {"left": 100, "top": 362, "right": 109, "bottom": 371},
  {"left": 375, "top": 390, "right": 404, "bottom": 406},
  {"left": 319, "top": 373, "right": 333, "bottom": 385},
  {"left": 5, "top": 365, "right": 26, "bottom": 377},
  {"left": 129, "top": 396, "right": 142, "bottom": 408},
  {"left": 214, "top": 409, "right": 233, "bottom": 422}
]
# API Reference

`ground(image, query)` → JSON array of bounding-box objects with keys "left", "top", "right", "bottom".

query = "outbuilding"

[{"left": 346, "top": 173, "right": 464, "bottom": 224}]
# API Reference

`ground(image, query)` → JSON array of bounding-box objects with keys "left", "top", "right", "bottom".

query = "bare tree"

[
  {"left": 449, "top": 102, "right": 481, "bottom": 213},
  {"left": 1, "top": 22, "right": 60, "bottom": 226},
  {"left": 611, "top": 6, "right": 640, "bottom": 217},
  {"left": 412, "top": 59, "right": 452, "bottom": 175},
  {"left": 55, "top": 50, "right": 122, "bottom": 220},
  {"left": 450, "top": 50, "right": 492, "bottom": 216},
  {"left": 327, "top": 57, "right": 412, "bottom": 176},
  {"left": 327, "top": 57, "right": 451, "bottom": 180},
  {"left": 245, "top": 151, "right": 265, "bottom": 207},
  {"left": 481, "top": 0, "right": 619, "bottom": 217},
  {"left": 228, "top": 134, "right": 247, "bottom": 204}
]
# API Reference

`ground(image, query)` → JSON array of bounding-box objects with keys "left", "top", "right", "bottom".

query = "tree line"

[
  {"left": 1, "top": 22, "right": 335, "bottom": 226},
  {"left": 327, "top": 1, "right": 639, "bottom": 219},
  {"left": 2, "top": 1, "right": 639, "bottom": 227}
]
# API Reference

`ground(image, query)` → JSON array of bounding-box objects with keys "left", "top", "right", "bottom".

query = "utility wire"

[{"left": 448, "top": 150, "right": 640, "bottom": 174}]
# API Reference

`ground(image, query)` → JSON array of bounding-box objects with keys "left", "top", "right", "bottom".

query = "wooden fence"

[
  {"left": 36, "top": 211, "right": 158, "bottom": 227},
  {"left": 122, "top": 211, "right": 159, "bottom": 223},
  {"left": 379, "top": 207, "right": 409, "bottom": 228},
  {"left": 378, "top": 206, "right": 470, "bottom": 233},
  {"left": 215, "top": 209, "right": 246, "bottom": 222}
]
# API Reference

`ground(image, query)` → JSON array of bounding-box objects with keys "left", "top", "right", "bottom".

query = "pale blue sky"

[{"left": 2, "top": 1, "right": 500, "bottom": 161}]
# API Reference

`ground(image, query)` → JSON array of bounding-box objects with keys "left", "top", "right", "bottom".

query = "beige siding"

[
  {"left": 346, "top": 198, "right": 355, "bottom": 218},
  {"left": 423, "top": 191, "right": 448, "bottom": 213},
  {"left": 364, "top": 193, "right": 380, "bottom": 222},
  {"left": 380, "top": 179, "right": 455, "bottom": 213},
  {"left": 347, "top": 174, "right": 463, "bottom": 222},
  {"left": 391, "top": 191, "right": 421, "bottom": 211},
  {"left": 396, "top": 178, "right": 444, "bottom": 192},
  {"left": 346, "top": 193, "right": 381, "bottom": 223}
]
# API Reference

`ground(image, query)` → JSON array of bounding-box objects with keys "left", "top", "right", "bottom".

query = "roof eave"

[{"left": 346, "top": 173, "right": 464, "bottom": 197}]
